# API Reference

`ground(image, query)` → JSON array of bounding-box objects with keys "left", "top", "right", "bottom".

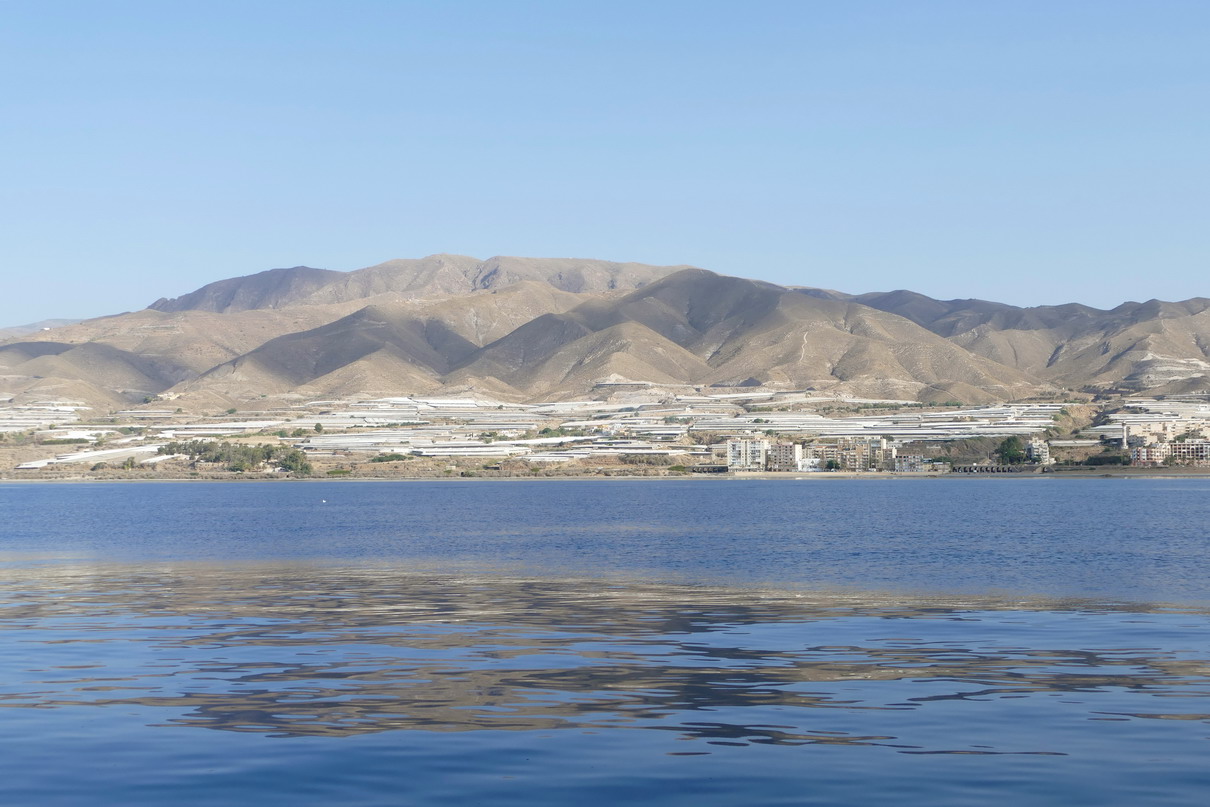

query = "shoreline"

[{"left": 3, "top": 468, "right": 1210, "bottom": 484}]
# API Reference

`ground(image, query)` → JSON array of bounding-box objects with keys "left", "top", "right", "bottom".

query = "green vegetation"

[
  {"left": 40, "top": 438, "right": 91, "bottom": 445},
  {"left": 619, "top": 453, "right": 676, "bottom": 466},
  {"left": 1086, "top": 454, "right": 1129, "bottom": 466},
  {"left": 370, "top": 453, "right": 410, "bottom": 462},
  {"left": 314, "top": 423, "right": 324, "bottom": 433},
  {"left": 225, "top": 408, "right": 237, "bottom": 415},
  {"left": 995, "top": 436, "right": 1026, "bottom": 465},
  {"left": 158, "top": 440, "right": 312, "bottom": 476},
  {"left": 1057, "top": 449, "right": 1131, "bottom": 467},
  {"left": 326, "top": 468, "right": 351, "bottom": 476},
  {"left": 917, "top": 436, "right": 1003, "bottom": 466},
  {"left": 537, "top": 426, "right": 587, "bottom": 437}
]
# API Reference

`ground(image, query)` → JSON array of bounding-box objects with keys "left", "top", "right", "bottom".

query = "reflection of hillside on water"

[{"left": 2, "top": 564, "right": 1209, "bottom": 746}]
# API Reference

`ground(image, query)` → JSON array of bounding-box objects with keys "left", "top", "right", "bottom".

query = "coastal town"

[{"left": 2, "top": 389, "right": 1207, "bottom": 479}]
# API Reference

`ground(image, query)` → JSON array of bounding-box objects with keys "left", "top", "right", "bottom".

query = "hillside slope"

[
  {"left": 5, "top": 255, "right": 1206, "bottom": 409},
  {"left": 852, "top": 291, "right": 1210, "bottom": 393},
  {"left": 150, "top": 254, "right": 685, "bottom": 313},
  {"left": 449, "top": 270, "right": 1044, "bottom": 401}
]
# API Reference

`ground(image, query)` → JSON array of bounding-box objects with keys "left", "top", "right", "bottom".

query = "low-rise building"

[
  {"left": 1170, "top": 439, "right": 1210, "bottom": 466},
  {"left": 1131, "top": 444, "right": 1170, "bottom": 466},
  {"left": 1131, "top": 439, "right": 1210, "bottom": 467}
]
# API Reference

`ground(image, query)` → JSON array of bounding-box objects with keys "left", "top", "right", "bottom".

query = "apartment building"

[
  {"left": 726, "top": 438, "right": 770, "bottom": 471},
  {"left": 1170, "top": 439, "right": 1210, "bottom": 466},
  {"left": 1130, "top": 439, "right": 1210, "bottom": 467},
  {"left": 766, "top": 442, "right": 803, "bottom": 472},
  {"left": 806, "top": 437, "right": 896, "bottom": 471}
]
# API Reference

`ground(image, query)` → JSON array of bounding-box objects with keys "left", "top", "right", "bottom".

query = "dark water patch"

[{"left": 3, "top": 567, "right": 1209, "bottom": 750}]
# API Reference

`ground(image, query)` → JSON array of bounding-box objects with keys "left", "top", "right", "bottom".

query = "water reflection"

[{"left": 2, "top": 563, "right": 1209, "bottom": 753}]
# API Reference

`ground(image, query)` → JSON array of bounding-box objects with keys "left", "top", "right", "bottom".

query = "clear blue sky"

[{"left": 2, "top": 0, "right": 1207, "bottom": 325}]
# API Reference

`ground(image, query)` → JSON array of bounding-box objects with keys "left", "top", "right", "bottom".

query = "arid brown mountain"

[
  {"left": 166, "top": 280, "right": 589, "bottom": 402},
  {"left": 848, "top": 291, "right": 1210, "bottom": 394},
  {"left": 0, "top": 319, "right": 83, "bottom": 340},
  {"left": 169, "top": 269, "right": 1046, "bottom": 404},
  {"left": 3, "top": 255, "right": 1207, "bottom": 410},
  {"left": 0, "top": 339, "right": 193, "bottom": 407},
  {"left": 448, "top": 270, "right": 1043, "bottom": 401},
  {"left": 150, "top": 254, "right": 685, "bottom": 313}
]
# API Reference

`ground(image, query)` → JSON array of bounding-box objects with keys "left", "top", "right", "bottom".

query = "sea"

[{"left": 1, "top": 478, "right": 1208, "bottom": 806}]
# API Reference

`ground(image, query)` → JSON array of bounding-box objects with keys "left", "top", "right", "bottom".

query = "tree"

[
  {"left": 278, "top": 450, "right": 313, "bottom": 476},
  {"left": 995, "top": 436, "right": 1026, "bottom": 465},
  {"left": 314, "top": 423, "right": 324, "bottom": 433},
  {"left": 158, "top": 440, "right": 312, "bottom": 477}
]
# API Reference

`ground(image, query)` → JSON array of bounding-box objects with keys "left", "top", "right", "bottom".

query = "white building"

[
  {"left": 1130, "top": 439, "right": 1210, "bottom": 467},
  {"left": 726, "top": 438, "right": 770, "bottom": 471}
]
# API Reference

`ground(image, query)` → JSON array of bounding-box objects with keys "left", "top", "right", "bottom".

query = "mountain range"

[{"left": 2, "top": 254, "right": 1207, "bottom": 410}]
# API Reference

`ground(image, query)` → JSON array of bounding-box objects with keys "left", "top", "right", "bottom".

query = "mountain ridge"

[
  {"left": 149, "top": 254, "right": 688, "bottom": 314},
  {"left": 4, "top": 255, "right": 1207, "bottom": 409}
]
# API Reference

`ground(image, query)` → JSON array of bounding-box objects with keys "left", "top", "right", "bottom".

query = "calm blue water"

[{"left": 2, "top": 479, "right": 1209, "bottom": 806}]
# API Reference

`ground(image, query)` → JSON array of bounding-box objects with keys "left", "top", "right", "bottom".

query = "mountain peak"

[{"left": 147, "top": 255, "right": 686, "bottom": 314}]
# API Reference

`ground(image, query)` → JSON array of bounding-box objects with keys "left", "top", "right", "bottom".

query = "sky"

[{"left": 2, "top": 0, "right": 1208, "bottom": 325}]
